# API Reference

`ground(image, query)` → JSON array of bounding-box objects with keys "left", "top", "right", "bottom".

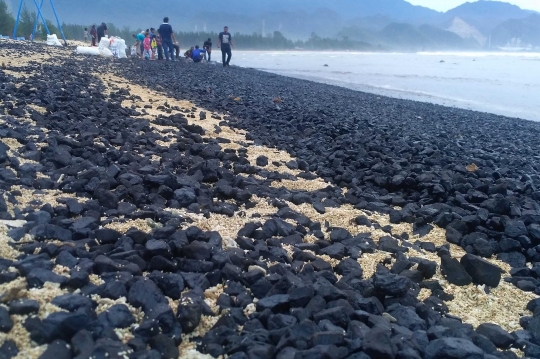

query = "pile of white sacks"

[{"left": 76, "top": 36, "right": 127, "bottom": 58}]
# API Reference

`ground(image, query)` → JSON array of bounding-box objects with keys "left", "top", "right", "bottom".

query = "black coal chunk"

[
  {"left": 440, "top": 255, "right": 472, "bottom": 286},
  {"left": 460, "top": 254, "right": 502, "bottom": 288},
  {"left": 0, "top": 306, "right": 14, "bottom": 333},
  {"left": 476, "top": 323, "right": 515, "bottom": 349},
  {"left": 424, "top": 338, "right": 484, "bottom": 359},
  {"left": 128, "top": 278, "right": 168, "bottom": 312},
  {"left": 362, "top": 325, "right": 397, "bottom": 359},
  {"left": 39, "top": 339, "right": 72, "bottom": 359},
  {"left": 8, "top": 299, "right": 40, "bottom": 315},
  {"left": 372, "top": 271, "right": 412, "bottom": 297},
  {"left": 0, "top": 340, "right": 18, "bottom": 358}
]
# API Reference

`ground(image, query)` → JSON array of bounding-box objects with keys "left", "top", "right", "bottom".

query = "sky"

[{"left": 406, "top": 0, "right": 540, "bottom": 12}]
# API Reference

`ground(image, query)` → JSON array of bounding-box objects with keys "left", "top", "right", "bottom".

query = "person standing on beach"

[
  {"left": 203, "top": 37, "right": 212, "bottom": 61},
  {"left": 156, "top": 33, "right": 164, "bottom": 60},
  {"left": 97, "top": 22, "right": 108, "bottom": 43},
  {"left": 84, "top": 28, "right": 88, "bottom": 43},
  {"left": 218, "top": 26, "right": 234, "bottom": 67},
  {"left": 150, "top": 28, "right": 158, "bottom": 60},
  {"left": 143, "top": 32, "right": 152, "bottom": 60},
  {"left": 90, "top": 25, "right": 97, "bottom": 46},
  {"left": 158, "top": 17, "right": 179, "bottom": 61}
]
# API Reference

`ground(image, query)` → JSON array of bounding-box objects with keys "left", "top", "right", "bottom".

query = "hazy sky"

[{"left": 406, "top": 0, "right": 540, "bottom": 12}]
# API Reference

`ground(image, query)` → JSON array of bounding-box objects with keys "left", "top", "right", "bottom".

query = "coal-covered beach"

[{"left": 1, "top": 40, "right": 540, "bottom": 359}]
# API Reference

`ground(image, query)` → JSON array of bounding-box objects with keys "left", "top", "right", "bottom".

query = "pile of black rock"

[
  {"left": 121, "top": 54, "right": 540, "bottom": 291},
  {"left": 0, "top": 41, "right": 539, "bottom": 359}
]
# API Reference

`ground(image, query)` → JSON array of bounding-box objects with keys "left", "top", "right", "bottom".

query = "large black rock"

[
  {"left": 424, "top": 338, "right": 484, "bottom": 359},
  {"left": 460, "top": 254, "right": 502, "bottom": 288},
  {"left": 440, "top": 255, "right": 472, "bottom": 286}
]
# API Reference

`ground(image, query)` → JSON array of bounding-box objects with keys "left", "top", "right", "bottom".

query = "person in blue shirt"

[
  {"left": 158, "top": 17, "right": 179, "bottom": 61},
  {"left": 136, "top": 31, "right": 145, "bottom": 59},
  {"left": 191, "top": 45, "right": 203, "bottom": 63}
]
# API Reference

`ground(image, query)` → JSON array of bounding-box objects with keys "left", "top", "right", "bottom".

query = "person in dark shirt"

[
  {"left": 96, "top": 22, "right": 108, "bottom": 43},
  {"left": 158, "top": 17, "right": 178, "bottom": 61},
  {"left": 203, "top": 38, "right": 212, "bottom": 61},
  {"left": 191, "top": 45, "right": 203, "bottom": 63},
  {"left": 218, "top": 26, "right": 234, "bottom": 67},
  {"left": 90, "top": 25, "right": 97, "bottom": 46}
]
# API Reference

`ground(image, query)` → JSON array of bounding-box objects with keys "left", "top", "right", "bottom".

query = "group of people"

[
  {"left": 84, "top": 17, "right": 235, "bottom": 66},
  {"left": 84, "top": 17, "right": 234, "bottom": 67},
  {"left": 134, "top": 20, "right": 234, "bottom": 66},
  {"left": 84, "top": 23, "right": 108, "bottom": 47},
  {"left": 131, "top": 18, "right": 180, "bottom": 61},
  {"left": 182, "top": 32, "right": 232, "bottom": 66},
  {"left": 183, "top": 39, "right": 212, "bottom": 63}
]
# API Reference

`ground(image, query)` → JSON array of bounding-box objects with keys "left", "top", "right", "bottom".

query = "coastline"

[
  {"left": 230, "top": 50, "right": 540, "bottom": 122},
  {"left": 0, "top": 41, "right": 539, "bottom": 358}
]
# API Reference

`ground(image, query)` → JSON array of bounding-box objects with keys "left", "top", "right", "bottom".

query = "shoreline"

[
  {"left": 0, "top": 41, "right": 539, "bottom": 358},
  {"left": 231, "top": 50, "right": 540, "bottom": 122}
]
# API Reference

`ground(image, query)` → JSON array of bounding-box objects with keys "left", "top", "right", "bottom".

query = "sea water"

[{"left": 234, "top": 51, "right": 540, "bottom": 122}]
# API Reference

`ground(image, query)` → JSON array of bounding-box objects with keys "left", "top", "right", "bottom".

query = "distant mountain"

[
  {"left": 443, "top": 1, "right": 534, "bottom": 35},
  {"left": 338, "top": 22, "right": 476, "bottom": 51},
  {"left": 446, "top": 17, "right": 487, "bottom": 46},
  {"left": 378, "top": 23, "right": 432, "bottom": 49},
  {"left": 7, "top": 0, "right": 440, "bottom": 32},
  {"left": 346, "top": 15, "right": 395, "bottom": 32},
  {"left": 418, "top": 24, "right": 475, "bottom": 49},
  {"left": 490, "top": 14, "right": 540, "bottom": 47},
  {"left": 6, "top": 0, "right": 539, "bottom": 50}
]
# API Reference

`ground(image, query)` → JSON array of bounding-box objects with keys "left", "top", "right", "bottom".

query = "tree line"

[
  {"left": 0, "top": 0, "right": 372, "bottom": 50},
  {"left": 62, "top": 24, "right": 373, "bottom": 51}
]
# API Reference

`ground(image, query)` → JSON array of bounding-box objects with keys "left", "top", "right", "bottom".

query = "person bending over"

[
  {"left": 218, "top": 26, "right": 234, "bottom": 67},
  {"left": 203, "top": 37, "right": 212, "bottom": 61},
  {"left": 136, "top": 31, "right": 145, "bottom": 59},
  {"left": 191, "top": 45, "right": 203, "bottom": 63},
  {"left": 173, "top": 43, "right": 181, "bottom": 59}
]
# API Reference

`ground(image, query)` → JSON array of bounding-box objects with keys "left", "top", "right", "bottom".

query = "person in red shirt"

[{"left": 143, "top": 32, "right": 151, "bottom": 60}]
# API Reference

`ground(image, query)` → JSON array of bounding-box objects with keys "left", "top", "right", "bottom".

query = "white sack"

[
  {"left": 46, "top": 34, "right": 62, "bottom": 46},
  {"left": 99, "top": 48, "right": 114, "bottom": 57},
  {"left": 99, "top": 36, "right": 110, "bottom": 49},
  {"left": 76, "top": 46, "right": 100, "bottom": 56}
]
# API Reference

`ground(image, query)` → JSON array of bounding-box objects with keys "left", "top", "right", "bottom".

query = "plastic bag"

[
  {"left": 99, "top": 48, "right": 114, "bottom": 57},
  {"left": 114, "top": 38, "right": 127, "bottom": 58},
  {"left": 76, "top": 46, "right": 100, "bottom": 56},
  {"left": 98, "top": 36, "right": 110, "bottom": 49},
  {"left": 117, "top": 39, "right": 127, "bottom": 58},
  {"left": 46, "top": 34, "right": 62, "bottom": 46},
  {"left": 130, "top": 46, "right": 137, "bottom": 56}
]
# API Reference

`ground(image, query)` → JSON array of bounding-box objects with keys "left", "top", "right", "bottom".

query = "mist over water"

[{"left": 234, "top": 51, "right": 540, "bottom": 122}]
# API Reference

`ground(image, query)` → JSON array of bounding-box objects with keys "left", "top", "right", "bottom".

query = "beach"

[
  {"left": 233, "top": 50, "right": 540, "bottom": 122},
  {"left": 0, "top": 40, "right": 539, "bottom": 358}
]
